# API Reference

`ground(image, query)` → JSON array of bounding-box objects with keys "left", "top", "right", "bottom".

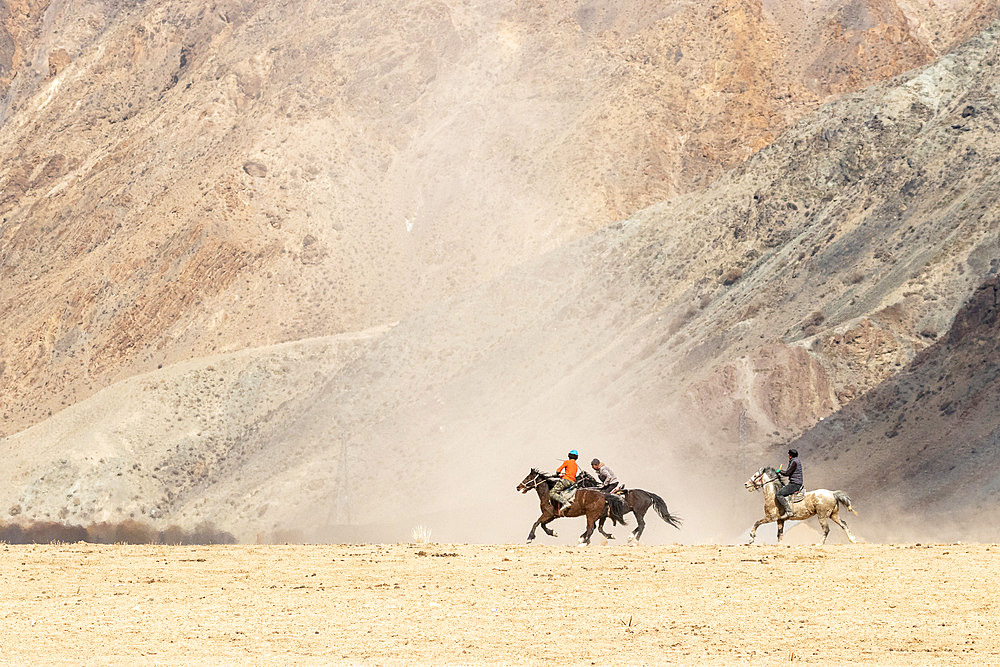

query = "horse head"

[
  {"left": 745, "top": 467, "right": 778, "bottom": 492},
  {"left": 517, "top": 468, "right": 548, "bottom": 493}
]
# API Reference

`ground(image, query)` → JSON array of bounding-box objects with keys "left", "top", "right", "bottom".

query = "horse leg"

[
  {"left": 579, "top": 511, "right": 597, "bottom": 546},
  {"left": 597, "top": 516, "right": 614, "bottom": 539},
  {"left": 748, "top": 516, "right": 775, "bottom": 545},
  {"left": 830, "top": 507, "right": 857, "bottom": 544},
  {"left": 528, "top": 508, "right": 558, "bottom": 542},
  {"left": 776, "top": 519, "right": 785, "bottom": 543},
  {"left": 527, "top": 517, "right": 543, "bottom": 542},
  {"left": 816, "top": 515, "right": 831, "bottom": 546},
  {"left": 541, "top": 518, "right": 558, "bottom": 538},
  {"left": 628, "top": 497, "right": 647, "bottom": 543},
  {"left": 631, "top": 511, "right": 646, "bottom": 543}
]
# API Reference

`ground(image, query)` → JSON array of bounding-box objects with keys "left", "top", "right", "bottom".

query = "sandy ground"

[{"left": 0, "top": 543, "right": 997, "bottom": 664}]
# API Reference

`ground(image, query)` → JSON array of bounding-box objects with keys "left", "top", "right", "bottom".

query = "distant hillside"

[
  {"left": 3, "top": 15, "right": 1000, "bottom": 543},
  {"left": 1, "top": 0, "right": 994, "bottom": 437}
]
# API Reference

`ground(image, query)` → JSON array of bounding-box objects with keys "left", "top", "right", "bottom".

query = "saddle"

[{"left": 789, "top": 489, "right": 806, "bottom": 503}]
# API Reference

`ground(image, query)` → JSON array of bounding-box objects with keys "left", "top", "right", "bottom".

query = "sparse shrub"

[
  {"left": 0, "top": 520, "right": 235, "bottom": 545},
  {"left": 720, "top": 268, "right": 744, "bottom": 285},
  {"left": 843, "top": 271, "right": 865, "bottom": 285},
  {"left": 188, "top": 521, "right": 236, "bottom": 545},
  {"left": 88, "top": 522, "right": 117, "bottom": 543},
  {"left": 411, "top": 525, "right": 432, "bottom": 544},
  {"left": 740, "top": 302, "right": 761, "bottom": 321},
  {"left": 114, "top": 519, "right": 154, "bottom": 544},
  {"left": 160, "top": 525, "right": 186, "bottom": 545},
  {"left": 802, "top": 310, "right": 825, "bottom": 328}
]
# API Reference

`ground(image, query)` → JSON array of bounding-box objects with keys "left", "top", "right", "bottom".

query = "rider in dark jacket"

[{"left": 775, "top": 449, "right": 803, "bottom": 515}]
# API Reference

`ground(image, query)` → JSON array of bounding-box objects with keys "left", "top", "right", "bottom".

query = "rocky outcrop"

[{"left": 792, "top": 274, "right": 1000, "bottom": 540}]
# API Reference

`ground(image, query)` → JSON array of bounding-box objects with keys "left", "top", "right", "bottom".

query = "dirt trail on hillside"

[{"left": 0, "top": 543, "right": 996, "bottom": 664}]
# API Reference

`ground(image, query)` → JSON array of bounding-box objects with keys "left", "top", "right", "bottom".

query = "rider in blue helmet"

[{"left": 551, "top": 450, "right": 580, "bottom": 515}]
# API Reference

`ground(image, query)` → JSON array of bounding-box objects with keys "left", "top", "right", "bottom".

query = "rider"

[
  {"left": 591, "top": 458, "right": 620, "bottom": 493},
  {"left": 550, "top": 450, "right": 580, "bottom": 514},
  {"left": 775, "top": 448, "right": 803, "bottom": 515}
]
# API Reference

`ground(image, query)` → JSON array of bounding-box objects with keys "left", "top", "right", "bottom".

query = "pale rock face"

[{"left": 1, "top": 1, "right": 999, "bottom": 541}]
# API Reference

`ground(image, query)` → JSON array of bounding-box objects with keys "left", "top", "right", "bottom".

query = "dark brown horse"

[
  {"left": 516, "top": 469, "right": 629, "bottom": 545},
  {"left": 594, "top": 488, "right": 682, "bottom": 542}
]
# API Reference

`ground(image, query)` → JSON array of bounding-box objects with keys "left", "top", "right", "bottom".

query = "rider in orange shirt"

[
  {"left": 550, "top": 450, "right": 580, "bottom": 515},
  {"left": 556, "top": 452, "right": 579, "bottom": 481}
]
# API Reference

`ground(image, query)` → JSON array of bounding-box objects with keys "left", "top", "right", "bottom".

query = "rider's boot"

[
  {"left": 776, "top": 495, "right": 791, "bottom": 516},
  {"left": 560, "top": 500, "right": 574, "bottom": 516}
]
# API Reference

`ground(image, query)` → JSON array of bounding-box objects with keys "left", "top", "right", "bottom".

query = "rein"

[
  {"left": 749, "top": 471, "right": 782, "bottom": 491},
  {"left": 522, "top": 470, "right": 551, "bottom": 491}
]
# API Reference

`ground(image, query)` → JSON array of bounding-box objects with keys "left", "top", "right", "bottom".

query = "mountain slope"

[
  {"left": 1, "top": 0, "right": 995, "bottom": 437},
  {"left": 4, "top": 16, "right": 1000, "bottom": 542},
  {"left": 793, "top": 275, "right": 1000, "bottom": 541}
]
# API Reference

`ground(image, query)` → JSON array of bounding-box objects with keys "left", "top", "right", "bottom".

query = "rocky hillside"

[
  {"left": 3, "top": 12, "right": 1000, "bottom": 543},
  {"left": 1, "top": 0, "right": 995, "bottom": 438},
  {"left": 795, "top": 274, "right": 1000, "bottom": 542}
]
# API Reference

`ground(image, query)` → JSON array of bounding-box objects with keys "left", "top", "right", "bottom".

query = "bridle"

[
  {"left": 746, "top": 468, "right": 781, "bottom": 492},
  {"left": 518, "top": 469, "right": 548, "bottom": 493}
]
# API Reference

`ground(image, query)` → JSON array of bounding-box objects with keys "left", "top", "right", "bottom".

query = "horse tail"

[
  {"left": 834, "top": 491, "right": 858, "bottom": 516},
  {"left": 606, "top": 494, "right": 629, "bottom": 526},
  {"left": 647, "top": 491, "right": 682, "bottom": 529}
]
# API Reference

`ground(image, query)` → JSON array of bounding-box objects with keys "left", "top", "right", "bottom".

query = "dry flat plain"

[{"left": 0, "top": 544, "right": 996, "bottom": 664}]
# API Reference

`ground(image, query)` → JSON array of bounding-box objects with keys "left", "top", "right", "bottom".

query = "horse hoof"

[{"left": 552, "top": 532, "right": 558, "bottom": 538}]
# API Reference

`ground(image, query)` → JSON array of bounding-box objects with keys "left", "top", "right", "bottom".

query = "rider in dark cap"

[
  {"left": 591, "top": 458, "right": 620, "bottom": 493},
  {"left": 775, "top": 449, "right": 803, "bottom": 516}
]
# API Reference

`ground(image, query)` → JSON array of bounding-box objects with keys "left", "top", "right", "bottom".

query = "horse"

[
  {"left": 568, "top": 472, "right": 682, "bottom": 542},
  {"left": 744, "top": 467, "right": 858, "bottom": 545},
  {"left": 516, "top": 469, "right": 629, "bottom": 545},
  {"left": 595, "top": 488, "right": 682, "bottom": 542}
]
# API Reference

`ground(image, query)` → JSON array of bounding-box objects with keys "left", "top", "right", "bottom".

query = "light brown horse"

[
  {"left": 516, "top": 469, "right": 628, "bottom": 545},
  {"left": 745, "top": 467, "right": 858, "bottom": 545}
]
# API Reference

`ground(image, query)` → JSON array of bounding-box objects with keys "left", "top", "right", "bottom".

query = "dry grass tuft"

[{"left": 411, "top": 525, "right": 432, "bottom": 544}]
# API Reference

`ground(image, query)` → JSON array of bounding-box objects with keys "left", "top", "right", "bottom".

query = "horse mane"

[
  {"left": 762, "top": 466, "right": 778, "bottom": 477},
  {"left": 530, "top": 468, "right": 559, "bottom": 483}
]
